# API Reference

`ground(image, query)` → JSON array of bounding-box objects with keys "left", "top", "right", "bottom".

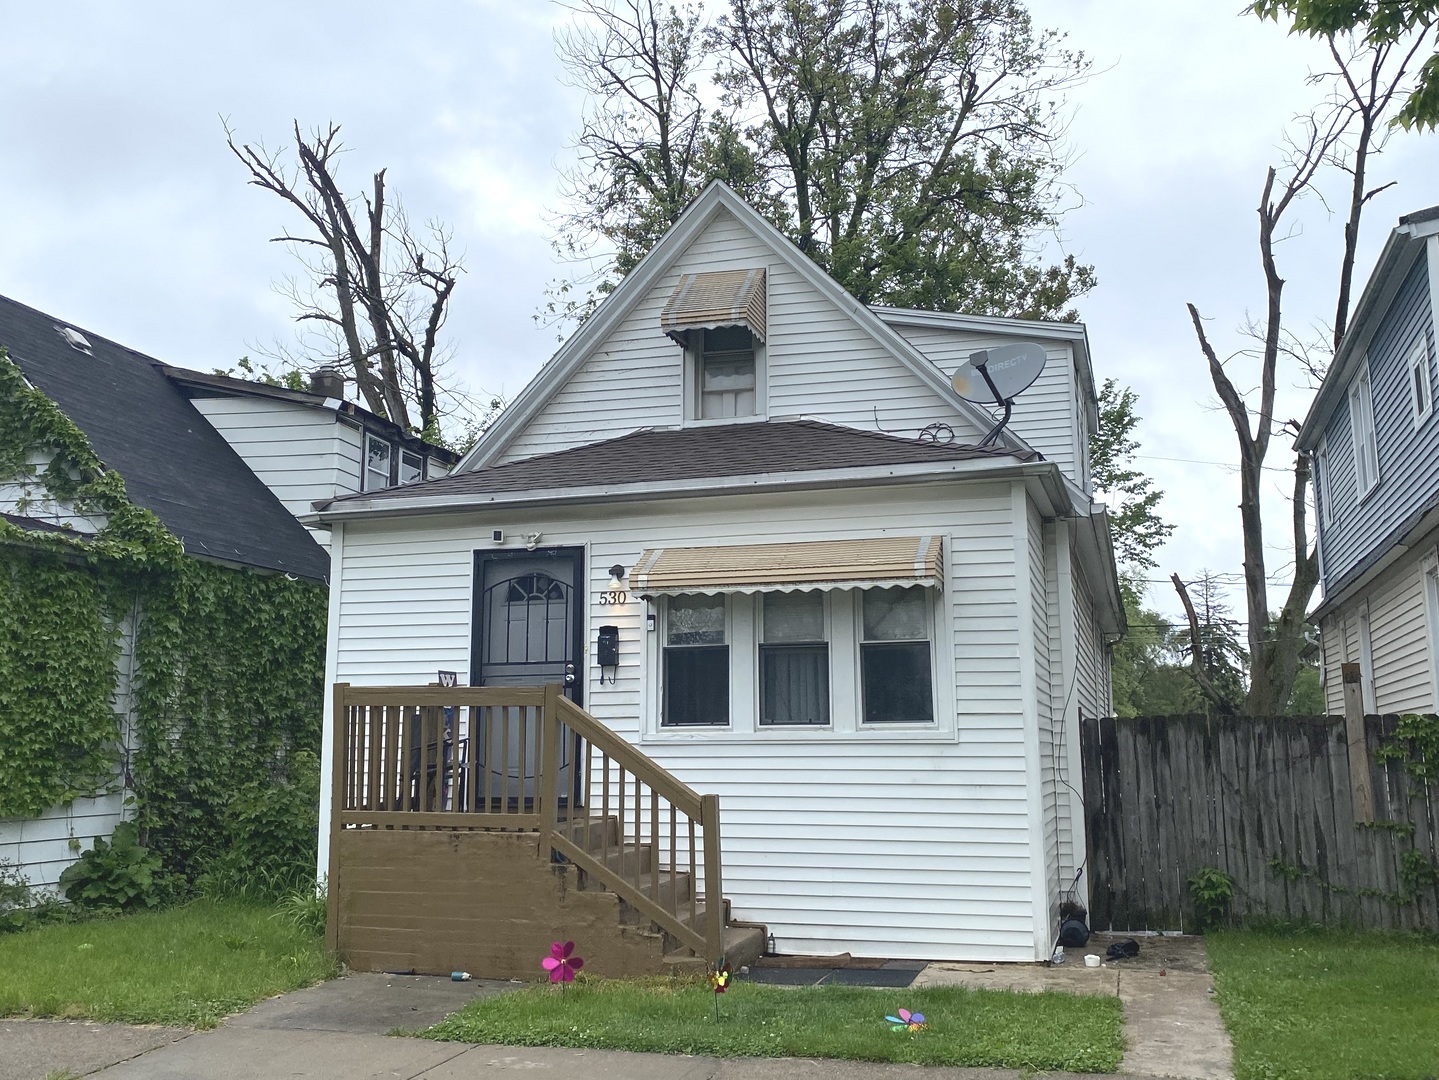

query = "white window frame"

[
  {"left": 640, "top": 585, "right": 952, "bottom": 743},
  {"left": 1348, "top": 362, "right": 1379, "bottom": 499},
  {"left": 362, "top": 433, "right": 393, "bottom": 492},
  {"left": 1409, "top": 339, "right": 1434, "bottom": 429},
  {"left": 1315, "top": 438, "right": 1332, "bottom": 529},
  {"left": 681, "top": 328, "right": 767, "bottom": 426},
  {"left": 758, "top": 591, "right": 832, "bottom": 728},
  {"left": 1357, "top": 601, "right": 1377, "bottom": 714}
]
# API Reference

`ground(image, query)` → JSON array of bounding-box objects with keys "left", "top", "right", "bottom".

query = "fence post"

[
  {"left": 1342, "top": 663, "right": 1375, "bottom": 823},
  {"left": 701, "top": 792, "right": 724, "bottom": 962},
  {"left": 538, "top": 683, "right": 562, "bottom": 862},
  {"left": 326, "top": 683, "right": 348, "bottom": 955}
]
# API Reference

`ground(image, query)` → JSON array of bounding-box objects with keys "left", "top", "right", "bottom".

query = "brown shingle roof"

[{"left": 325, "top": 420, "right": 1038, "bottom": 507}]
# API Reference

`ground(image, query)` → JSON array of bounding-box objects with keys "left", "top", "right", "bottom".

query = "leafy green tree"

[
  {"left": 1111, "top": 597, "right": 1202, "bottom": 717},
  {"left": 1253, "top": 1, "right": 1437, "bottom": 130},
  {"left": 551, "top": 0, "right": 1094, "bottom": 323}
]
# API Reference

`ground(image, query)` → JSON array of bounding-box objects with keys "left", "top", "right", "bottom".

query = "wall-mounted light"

[{"left": 609, "top": 563, "right": 627, "bottom": 588}]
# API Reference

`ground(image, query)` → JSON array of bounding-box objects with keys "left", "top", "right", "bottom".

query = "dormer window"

[
  {"left": 660, "top": 267, "right": 767, "bottom": 423},
  {"left": 697, "top": 326, "right": 757, "bottom": 418},
  {"left": 364, "top": 434, "right": 392, "bottom": 492}
]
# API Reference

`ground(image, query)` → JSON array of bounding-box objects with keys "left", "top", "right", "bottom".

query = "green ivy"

[
  {"left": 1375, "top": 712, "right": 1439, "bottom": 785},
  {"left": 0, "top": 345, "right": 327, "bottom": 897}
]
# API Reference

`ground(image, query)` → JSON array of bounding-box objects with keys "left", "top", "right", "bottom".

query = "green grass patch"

[
  {"left": 0, "top": 900, "right": 337, "bottom": 1029},
  {"left": 1207, "top": 926, "right": 1439, "bottom": 1080},
  {"left": 424, "top": 977, "right": 1125, "bottom": 1072}
]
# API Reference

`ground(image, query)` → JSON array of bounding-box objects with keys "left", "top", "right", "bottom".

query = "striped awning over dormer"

[
  {"left": 660, "top": 268, "right": 767, "bottom": 344},
  {"left": 630, "top": 535, "right": 943, "bottom": 596}
]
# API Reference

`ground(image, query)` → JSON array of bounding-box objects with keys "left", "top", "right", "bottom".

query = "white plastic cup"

[{"left": 1084, "top": 954, "right": 1102, "bottom": 968}]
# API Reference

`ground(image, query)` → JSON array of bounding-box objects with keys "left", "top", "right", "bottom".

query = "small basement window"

[
  {"left": 697, "top": 326, "right": 757, "bottom": 419},
  {"left": 364, "top": 434, "right": 392, "bottom": 491}
]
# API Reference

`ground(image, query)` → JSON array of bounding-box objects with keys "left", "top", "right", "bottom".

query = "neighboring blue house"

[{"left": 1299, "top": 206, "right": 1439, "bottom": 714}]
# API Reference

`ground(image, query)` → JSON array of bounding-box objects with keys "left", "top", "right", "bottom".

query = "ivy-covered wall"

[{"left": 1, "top": 346, "right": 327, "bottom": 896}]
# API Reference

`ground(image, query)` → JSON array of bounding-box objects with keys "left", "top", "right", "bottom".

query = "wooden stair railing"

[{"left": 329, "top": 683, "right": 724, "bottom": 961}]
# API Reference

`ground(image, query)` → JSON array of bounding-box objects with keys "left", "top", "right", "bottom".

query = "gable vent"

[
  {"left": 661, "top": 268, "right": 766, "bottom": 344},
  {"left": 56, "top": 326, "right": 93, "bottom": 354}
]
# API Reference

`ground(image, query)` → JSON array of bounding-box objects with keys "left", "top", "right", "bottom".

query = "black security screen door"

[{"left": 471, "top": 548, "right": 585, "bottom": 808}]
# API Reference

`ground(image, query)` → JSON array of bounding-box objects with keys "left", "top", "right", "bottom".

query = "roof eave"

[{"left": 307, "top": 455, "right": 1067, "bottom": 523}]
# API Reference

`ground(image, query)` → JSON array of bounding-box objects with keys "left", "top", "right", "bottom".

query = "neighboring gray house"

[{"left": 1299, "top": 206, "right": 1439, "bottom": 714}]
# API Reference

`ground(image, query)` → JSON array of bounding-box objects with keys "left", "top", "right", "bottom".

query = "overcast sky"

[{"left": 1, "top": 2, "right": 1433, "bottom": 628}]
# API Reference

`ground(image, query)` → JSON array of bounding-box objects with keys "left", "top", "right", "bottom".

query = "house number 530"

[{"left": 598, "top": 590, "right": 628, "bottom": 605}]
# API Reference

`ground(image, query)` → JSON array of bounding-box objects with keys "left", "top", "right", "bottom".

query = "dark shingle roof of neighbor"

[
  {"left": 328, "top": 419, "right": 1040, "bottom": 507},
  {"left": 0, "top": 294, "right": 329, "bottom": 582}
]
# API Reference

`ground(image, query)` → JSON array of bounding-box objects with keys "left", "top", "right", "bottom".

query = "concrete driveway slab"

[{"left": 226, "top": 972, "right": 521, "bottom": 1035}]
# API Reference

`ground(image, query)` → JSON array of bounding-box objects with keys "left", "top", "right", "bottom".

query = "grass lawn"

[
  {"left": 0, "top": 900, "right": 336, "bottom": 1029},
  {"left": 1207, "top": 927, "right": 1439, "bottom": 1080},
  {"left": 424, "top": 977, "right": 1126, "bottom": 1072}
]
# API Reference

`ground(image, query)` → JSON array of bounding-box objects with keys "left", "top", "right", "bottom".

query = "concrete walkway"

[{"left": 4, "top": 936, "right": 1231, "bottom": 1080}]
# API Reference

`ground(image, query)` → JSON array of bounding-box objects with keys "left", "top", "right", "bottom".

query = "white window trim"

[
  {"left": 1315, "top": 437, "right": 1332, "bottom": 529},
  {"left": 1348, "top": 362, "right": 1379, "bottom": 500},
  {"left": 680, "top": 331, "right": 767, "bottom": 426},
  {"left": 640, "top": 586, "right": 954, "bottom": 744},
  {"left": 1409, "top": 338, "right": 1434, "bottom": 429},
  {"left": 362, "top": 432, "right": 393, "bottom": 492}
]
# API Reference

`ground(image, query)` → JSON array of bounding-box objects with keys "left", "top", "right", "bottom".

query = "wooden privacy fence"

[
  {"left": 1080, "top": 713, "right": 1439, "bottom": 931},
  {"left": 328, "top": 683, "right": 724, "bottom": 960}
]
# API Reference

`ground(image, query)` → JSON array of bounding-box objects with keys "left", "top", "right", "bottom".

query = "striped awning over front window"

[
  {"left": 630, "top": 536, "right": 943, "bottom": 596},
  {"left": 660, "top": 268, "right": 767, "bottom": 344}
]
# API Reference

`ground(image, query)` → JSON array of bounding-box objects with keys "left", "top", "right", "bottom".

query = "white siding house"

[
  {"left": 1300, "top": 207, "right": 1439, "bottom": 715},
  {"left": 311, "top": 182, "right": 1123, "bottom": 962}
]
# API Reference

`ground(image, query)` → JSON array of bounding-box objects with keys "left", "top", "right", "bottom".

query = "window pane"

[
  {"left": 863, "top": 586, "right": 929, "bottom": 641},
  {"left": 664, "top": 646, "right": 729, "bottom": 726},
  {"left": 761, "top": 644, "right": 829, "bottom": 725},
  {"left": 861, "top": 642, "right": 933, "bottom": 723},
  {"left": 365, "top": 436, "right": 391, "bottom": 490},
  {"left": 706, "top": 326, "right": 753, "bottom": 352},
  {"left": 702, "top": 356, "right": 756, "bottom": 392},
  {"left": 399, "top": 450, "right": 423, "bottom": 485},
  {"left": 667, "top": 596, "right": 725, "bottom": 645},
  {"left": 764, "top": 591, "right": 824, "bottom": 642}
]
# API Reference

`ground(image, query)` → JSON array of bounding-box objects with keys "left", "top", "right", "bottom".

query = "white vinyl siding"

[
  {"left": 497, "top": 208, "right": 983, "bottom": 464},
  {"left": 890, "top": 322, "right": 1082, "bottom": 486},
  {"left": 1322, "top": 526, "right": 1439, "bottom": 714},
  {"left": 0, "top": 450, "right": 106, "bottom": 533},
  {"left": 190, "top": 396, "right": 357, "bottom": 548},
  {"left": 329, "top": 479, "right": 1043, "bottom": 961},
  {"left": 0, "top": 607, "right": 139, "bottom": 895}
]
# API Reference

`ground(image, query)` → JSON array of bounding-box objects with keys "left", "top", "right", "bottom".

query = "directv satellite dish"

[{"left": 951, "top": 342, "right": 1047, "bottom": 446}]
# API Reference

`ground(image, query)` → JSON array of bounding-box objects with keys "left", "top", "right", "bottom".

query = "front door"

[{"left": 471, "top": 548, "right": 584, "bottom": 806}]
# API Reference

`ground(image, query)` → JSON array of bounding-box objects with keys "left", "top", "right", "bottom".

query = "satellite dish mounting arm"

[{"left": 974, "top": 358, "right": 1012, "bottom": 447}]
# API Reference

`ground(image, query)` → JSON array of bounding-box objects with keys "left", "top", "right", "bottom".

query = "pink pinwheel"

[{"left": 542, "top": 940, "right": 584, "bottom": 983}]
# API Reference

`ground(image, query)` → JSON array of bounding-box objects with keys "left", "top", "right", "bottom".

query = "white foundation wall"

[
  {"left": 327, "top": 479, "right": 1054, "bottom": 961},
  {"left": 0, "top": 607, "right": 138, "bottom": 895}
]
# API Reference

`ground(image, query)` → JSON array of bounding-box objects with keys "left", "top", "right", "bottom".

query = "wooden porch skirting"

[{"left": 334, "top": 828, "right": 670, "bottom": 979}]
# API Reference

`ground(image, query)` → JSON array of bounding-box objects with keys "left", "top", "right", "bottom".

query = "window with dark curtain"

[
  {"left": 861, "top": 586, "right": 933, "bottom": 723},
  {"left": 663, "top": 596, "right": 729, "bottom": 726},
  {"left": 760, "top": 591, "right": 829, "bottom": 725}
]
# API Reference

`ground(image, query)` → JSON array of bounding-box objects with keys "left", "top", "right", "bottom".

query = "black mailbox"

[{"left": 597, "top": 625, "right": 620, "bottom": 669}]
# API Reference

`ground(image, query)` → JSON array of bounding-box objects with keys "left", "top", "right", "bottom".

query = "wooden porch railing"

[{"left": 328, "top": 683, "right": 723, "bottom": 960}]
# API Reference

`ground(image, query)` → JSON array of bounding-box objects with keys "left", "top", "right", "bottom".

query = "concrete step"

[{"left": 662, "top": 923, "right": 767, "bottom": 970}]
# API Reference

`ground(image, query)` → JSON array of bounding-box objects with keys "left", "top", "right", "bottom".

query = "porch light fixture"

[{"left": 608, "top": 564, "right": 627, "bottom": 588}]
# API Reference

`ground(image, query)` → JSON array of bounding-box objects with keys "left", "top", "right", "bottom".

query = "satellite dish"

[{"left": 950, "top": 342, "right": 1047, "bottom": 446}]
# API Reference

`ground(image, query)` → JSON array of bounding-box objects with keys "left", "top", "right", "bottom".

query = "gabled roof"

[
  {"left": 458, "top": 180, "right": 1036, "bottom": 471},
  {"left": 1297, "top": 205, "right": 1439, "bottom": 450},
  {"left": 0, "top": 294, "right": 330, "bottom": 581},
  {"left": 320, "top": 419, "right": 1040, "bottom": 513}
]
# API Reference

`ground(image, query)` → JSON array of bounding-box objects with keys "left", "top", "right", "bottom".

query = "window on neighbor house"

[
  {"left": 696, "top": 327, "right": 757, "bottom": 419},
  {"left": 860, "top": 586, "right": 935, "bottom": 724},
  {"left": 662, "top": 595, "right": 729, "bottom": 726},
  {"left": 1410, "top": 340, "right": 1434, "bottom": 428},
  {"left": 399, "top": 449, "right": 424, "bottom": 485},
  {"left": 1348, "top": 364, "right": 1379, "bottom": 498},
  {"left": 760, "top": 591, "right": 829, "bottom": 726},
  {"left": 1315, "top": 439, "right": 1332, "bottom": 527},
  {"left": 364, "top": 434, "right": 392, "bottom": 492}
]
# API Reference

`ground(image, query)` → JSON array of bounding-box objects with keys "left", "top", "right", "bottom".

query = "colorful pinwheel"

[
  {"left": 542, "top": 940, "right": 584, "bottom": 984},
  {"left": 885, "top": 1008, "right": 927, "bottom": 1032},
  {"left": 708, "top": 957, "right": 732, "bottom": 1020}
]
